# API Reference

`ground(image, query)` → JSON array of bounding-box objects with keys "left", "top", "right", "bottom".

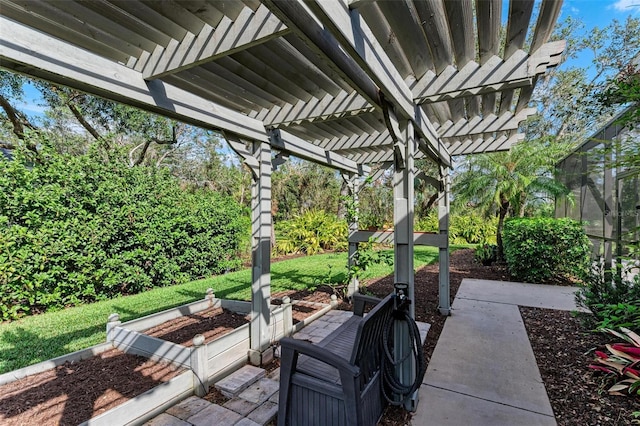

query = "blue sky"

[{"left": 18, "top": 0, "right": 640, "bottom": 120}]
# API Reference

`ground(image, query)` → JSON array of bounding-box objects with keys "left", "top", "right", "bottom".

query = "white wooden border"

[{"left": 82, "top": 371, "right": 193, "bottom": 426}]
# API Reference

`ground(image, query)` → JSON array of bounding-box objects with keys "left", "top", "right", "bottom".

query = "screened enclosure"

[{"left": 556, "top": 110, "right": 639, "bottom": 268}]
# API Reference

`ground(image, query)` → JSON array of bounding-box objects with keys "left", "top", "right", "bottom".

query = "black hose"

[{"left": 381, "top": 303, "right": 427, "bottom": 406}]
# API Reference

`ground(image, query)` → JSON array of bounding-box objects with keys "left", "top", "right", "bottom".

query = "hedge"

[
  {"left": 502, "top": 217, "right": 591, "bottom": 283},
  {"left": 0, "top": 149, "right": 248, "bottom": 320}
]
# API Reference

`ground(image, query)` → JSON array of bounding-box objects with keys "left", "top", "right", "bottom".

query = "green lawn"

[{"left": 0, "top": 245, "right": 457, "bottom": 374}]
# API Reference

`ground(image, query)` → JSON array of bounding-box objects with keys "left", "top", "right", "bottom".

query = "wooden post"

[
  {"left": 344, "top": 172, "right": 360, "bottom": 297},
  {"left": 191, "top": 334, "right": 208, "bottom": 397},
  {"left": 226, "top": 135, "right": 273, "bottom": 366},
  {"left": 438, "top": 166, "right": 451, "bottom": 316},
  {"left": 106, "top": 313, "right": 121, "bottom": 344},
  {"left": 389, "top": 106, "right": 416, "bottom": 410},
  {"left": 282, "top": 296, "right": 293, "bottom": 338},
  {"left": 205, "top": 288, "right": 215, "bottom": 307}
]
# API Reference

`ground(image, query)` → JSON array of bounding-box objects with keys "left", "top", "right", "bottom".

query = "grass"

[{"left": 0, "top": 245, "right": 455, "bottom": 374}]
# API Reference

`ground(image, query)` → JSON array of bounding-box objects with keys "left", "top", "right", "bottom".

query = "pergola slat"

[
  {"left": 143, "top": 5, "right": 289, "bottom": 79},
  {"left": 412, "top": 42, "right": 564, "bottom": 104}
]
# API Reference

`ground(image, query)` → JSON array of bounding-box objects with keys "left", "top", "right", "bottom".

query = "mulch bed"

[
  {"left": 521, "top": 307, "right": 639, "bottom": 425},
  {"left": 0, "top": 348, "right": 183, "bottom": 426},
  {"left": 144, "top": 307, "right": 249, "bottom": 346},
  {"left": 1, "top": 248, "right": 636, "bottom": 425}
]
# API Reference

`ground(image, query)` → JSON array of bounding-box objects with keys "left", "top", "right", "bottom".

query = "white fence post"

[
  {"left": 206, "top": 288, "right": 215, "bottom": 307},
  {"left": 191, "top": 334, "right": 208, "bottom": 397},
  {"left": 106, "top": 313, "right": 121, "bottom": 344},
  {"left": 282, "top": 297, "right": 293, "bottom": 337}
]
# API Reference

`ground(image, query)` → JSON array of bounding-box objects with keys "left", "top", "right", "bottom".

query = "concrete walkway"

[{"left": 413, "top": 278, "right": 585, "bottom": 426}]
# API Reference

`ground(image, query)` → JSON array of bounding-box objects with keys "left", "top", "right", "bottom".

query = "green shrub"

[
  {"left": 0, "top": 148, "right": 248, "bottom": 320},
  {"left": 502, "top": 217, "right": 591, "bottom": 283},
  {"left": 415, "top": 212, "right": 497, "bottom": 245},
  {"left": 275, "top": 210, "right": 347, "bottom": 255}
]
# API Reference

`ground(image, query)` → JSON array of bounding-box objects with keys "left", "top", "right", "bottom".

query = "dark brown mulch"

[
  {"left": 521, "top": 307, "right": 640, "bottom": 425},
  {"left": 0, "top": 348, "right": 183, "bottom": 426},
  {"left": 144, "top": 307, "right": 249, "bottom": 346}
]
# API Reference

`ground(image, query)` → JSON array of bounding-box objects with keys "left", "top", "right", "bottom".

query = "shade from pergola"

[{"left": 0, "top": 0, "right": 565, "bottom": 366}]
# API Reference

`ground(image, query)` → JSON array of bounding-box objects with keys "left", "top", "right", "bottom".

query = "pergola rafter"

[{"left": 0, "top": 0, "right": 565, "bottom": 377}]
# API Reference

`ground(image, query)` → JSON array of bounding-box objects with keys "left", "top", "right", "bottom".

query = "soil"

[{"left": 1, "top": 249, "right": 636, "bottom": 425}]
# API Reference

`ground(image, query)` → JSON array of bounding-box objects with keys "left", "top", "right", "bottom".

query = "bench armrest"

[
  {"left": 279, "top": 337, "right": 360, "bottom": 378},
  {"left": 353, "top": 293, "right": 382, "bottom": 317}
]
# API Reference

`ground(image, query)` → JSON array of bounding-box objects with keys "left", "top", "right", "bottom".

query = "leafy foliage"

[
  {"left": 415, "top": 211, "right": 497, "bottom": 245},
  {"left": 592, "top": 302, "right": 640, "bottom": 331},
  {"left": 0, "top": 146, "right": 248, "bottom": 320},
  {"left": 275, "top": 210, "right": 347, "bottom": 255},
  {"left": 502, "top": 217, "right": 591, "bottom": 283},
  {"left": 590, "top": 327, "right": 640, "bottom": 398},
  {"left": 474, "top": 244, "right": 498, "bottom": 266},
  {"left": 348, "top": 239, "right": 393, "bottom": 289},
  {"left": 576, "top": 261, "right": 640, "bottom": 329}
]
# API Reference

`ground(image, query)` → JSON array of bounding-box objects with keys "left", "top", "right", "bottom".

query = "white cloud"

[{"left": 610, "top": 0, "right": 639, "bottom": 11}]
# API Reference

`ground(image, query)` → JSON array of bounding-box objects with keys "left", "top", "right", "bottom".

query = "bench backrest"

[{"left": 349, "top": 293, "right": 395, "bottom": 386}]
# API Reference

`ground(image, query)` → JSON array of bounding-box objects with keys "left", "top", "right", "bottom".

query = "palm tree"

[{"left": 454, "top": 141, "right": 570, "bottom": 259}]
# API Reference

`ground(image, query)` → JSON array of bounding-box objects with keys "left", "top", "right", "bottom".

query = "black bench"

[{"left": 277, "top": 293, "right": 396, "bottom": 426}]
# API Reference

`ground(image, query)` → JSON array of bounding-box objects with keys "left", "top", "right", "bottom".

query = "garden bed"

[
  {"left": 0, "top": 290, "right": 332, "bottom": 426},
  {"left": 0, "top": 348, "right": 183, "bottom": 426}
]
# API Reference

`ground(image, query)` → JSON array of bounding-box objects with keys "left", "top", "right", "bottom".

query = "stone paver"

[
  {"left": 186, "top": 404, "right": 242, "bottom": 426},
  {"left": 267, "top": 367, "right": 280, "bottom": 380},
  {"left": 143, "top": 413, "right": 191, "bottom": 426},
  {"left": 223, "top": 397, "right": 259, "bottom": 416},
  {"left": 215, "top": 365, "right": 266, "bottom": 398},
  {"left": 166, "top": 396, "right": 212, "bottom": 420},
  {"left": 235, "top": 419, "right": 261, "bottom": 426},
  {"left": 247, "top": 401, "right": 278, "bottom": 425},
  {"left": 238, "top": 378, "right": 279, "bottom": 404}
]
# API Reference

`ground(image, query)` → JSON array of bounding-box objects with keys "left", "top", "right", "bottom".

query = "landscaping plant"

[
  {"left": 0, "top": 147, "right": 248, "bottom": 320},
  {"left": 502, "top": 217, "right": 591, "bottom": 283},
  {"left": 576, "top": 261, "right": 640, "bottom": 328},
  {"left": 589, "top": 327, "right": 640, "bottom": 398},
  {"left": 274, "top": 210, "right": 347, "bottom": 255}
]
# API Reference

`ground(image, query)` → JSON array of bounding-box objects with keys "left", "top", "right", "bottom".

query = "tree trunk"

[{"left": 496, "top": 198, "right": 510, "bottom": 260}]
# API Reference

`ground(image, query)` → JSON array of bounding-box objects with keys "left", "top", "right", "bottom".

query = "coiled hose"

[{"left": 381, "top": 301, "right": 427, "bottom": 405}]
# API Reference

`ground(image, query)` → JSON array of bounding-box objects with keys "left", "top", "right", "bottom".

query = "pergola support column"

[
  {"left": 343, "top": 172, "right": 361, "bottom": 297},
  {"left": 438, "top": 166, "right": 451, "bottom": 316},
  {"left": 227, "top": 135, "right": 273, "bottom": 366},
  {"left": 389, "top": 107, "right": 417, "bottom": 410}
]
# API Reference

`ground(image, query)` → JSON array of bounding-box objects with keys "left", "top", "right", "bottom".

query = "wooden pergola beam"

[{"left": 265, "top": 0, "right": 450, "bottom": 166}]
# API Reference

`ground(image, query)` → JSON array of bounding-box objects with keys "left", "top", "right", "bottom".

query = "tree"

[
  {"left": 525, "top": 16, "right": 640, "bottom": 143},
  {"left": 272, "top": 161, "right": 341, "bottom": 222},
  {"left": 454, "top": 141, "right": 569, "bottom": 258}
]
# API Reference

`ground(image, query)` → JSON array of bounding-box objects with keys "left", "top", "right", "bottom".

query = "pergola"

[{"left": 0, "top": 0, "right": 565, "bottom": 367}]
